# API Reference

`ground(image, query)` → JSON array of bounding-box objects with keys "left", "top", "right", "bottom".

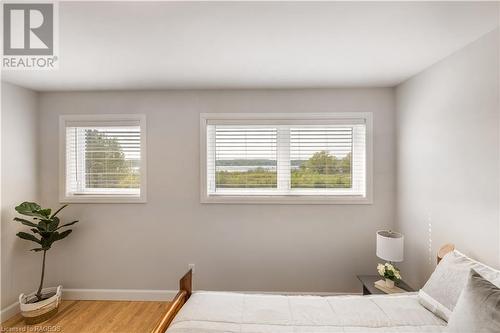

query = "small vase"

[{"left": 385, "top": 279, "right": 395, "bottom": 289}]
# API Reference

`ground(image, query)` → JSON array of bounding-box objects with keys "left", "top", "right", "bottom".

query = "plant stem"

[{"left": 36, "top": 250, "right": 47, "bottom": 301}]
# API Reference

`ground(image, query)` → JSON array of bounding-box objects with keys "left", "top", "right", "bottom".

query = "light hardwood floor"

[{"left": 1, "top": 300, "right": 170, "bottom": 333}]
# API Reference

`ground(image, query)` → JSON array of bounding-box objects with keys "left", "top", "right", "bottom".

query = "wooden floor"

[{"left": 1, "top": 300, "right": 170, "bottom": 333}]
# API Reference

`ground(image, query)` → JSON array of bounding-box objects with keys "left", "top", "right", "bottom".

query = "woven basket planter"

[{"left": 19, "top": 286, "right": 62, "bottom": 324}]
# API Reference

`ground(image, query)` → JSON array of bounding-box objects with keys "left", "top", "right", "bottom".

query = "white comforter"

[{"left": 166, "top": 291, "right": 446, "bottom": 333}]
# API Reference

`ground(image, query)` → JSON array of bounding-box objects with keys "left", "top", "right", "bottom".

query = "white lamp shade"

[{"left": 376, "top": 230, "right": 404, "bottom": 262}]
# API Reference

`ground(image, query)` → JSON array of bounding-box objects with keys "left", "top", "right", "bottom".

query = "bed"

[
  {"left": 151, "top": 245, "right": 457, "bottom": 333},
  {"left": 165, "top": 291, "right": 446, "bottom": 333}
]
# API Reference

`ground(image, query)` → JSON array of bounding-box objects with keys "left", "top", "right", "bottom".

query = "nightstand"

[{"left": 357, "top": 275, "right": 415, "bottom": 295}]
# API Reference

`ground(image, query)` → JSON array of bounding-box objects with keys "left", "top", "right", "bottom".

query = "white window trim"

[
  {"left": 200, "top": 112, "right": 373, "bottom": 205},
  {"left": 59, "top": 114, "right": 147, "bottom": 203}
]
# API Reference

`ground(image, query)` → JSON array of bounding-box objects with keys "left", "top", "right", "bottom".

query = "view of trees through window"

[
  {"left": 84, "top": 129, "right": 140, "bottom": 189},
  {"left": 292, "top": 151, "right": 352, "bottom": 188},
  {"left": 215, "top": 151, "right": 352, "bottom": 189}
]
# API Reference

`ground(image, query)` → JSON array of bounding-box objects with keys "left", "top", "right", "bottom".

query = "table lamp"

[
  {"left": 376, "top": 230, "right": 404, "bottom": 290},
  {"left": 376, "top": 230, "right": 404, "bottom": 262}
]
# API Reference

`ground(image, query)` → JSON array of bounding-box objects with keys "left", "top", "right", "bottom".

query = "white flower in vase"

[{"left": 377, "top": 262, "right": 401, "bottom": 289}]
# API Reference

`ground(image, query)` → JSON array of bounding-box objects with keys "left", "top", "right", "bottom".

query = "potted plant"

[
  {"left": 13, "top": 202, "right": 78, "bottom": 324},
  {"left": 377, "top": 262, "right": 401, "bottom": 289}
]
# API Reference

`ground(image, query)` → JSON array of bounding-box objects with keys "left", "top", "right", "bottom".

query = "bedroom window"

[
  {"left": 59, "top": 114, "right": 147, "bottom": 203},
  {"left": 200, "top": 113, "right": 372, "bottom": 204}
]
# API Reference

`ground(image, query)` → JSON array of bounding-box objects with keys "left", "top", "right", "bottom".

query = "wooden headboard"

[{"left": 437, "top": 243, "right": 455, "bottom": 264}]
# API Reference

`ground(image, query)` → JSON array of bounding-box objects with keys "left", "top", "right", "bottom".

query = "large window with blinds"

[
  {"left": 201, "top": 113, "right": 372, "bottom": 204},
  {"left": 59, "top": 114, "right": 147, "bottom": 203}
]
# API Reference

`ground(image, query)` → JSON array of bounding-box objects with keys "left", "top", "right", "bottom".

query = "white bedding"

[{"left": 166, "top": 291, "right": 447, "bottom": 333}]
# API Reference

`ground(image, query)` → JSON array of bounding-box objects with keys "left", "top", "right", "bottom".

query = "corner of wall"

[
  {"left": 1, "top": 81, "right": 42, "bottom": 319},
  {"left": 395, "top": 29, "right": 500, "bottom": 288}
]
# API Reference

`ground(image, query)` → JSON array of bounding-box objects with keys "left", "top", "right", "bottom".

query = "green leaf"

[
  {"left": 39, "top": 231, "right": 52, "bottom": 238},
  {"left": 40, "top": 237, "right": 52, "bottom": 249},
  {"left": 38, "top": 220, "right": 49, "bottom": 231},
  {"left": 56, "top": 229, "right": 72, "bottom": 241},
  {"left": 13, "top": 217, "right": 38, "bottom": 228},
  {"left": 15, "top": 202, "right": 41, "bottom": 214},
  {"left": 30, "top": 248, "right": 45, "bottom": 252},
  {"left": 50, "top": 204, "right": 68, "bottom": 218},
  {"left": 15, "top": 202, "right": 50, "bottom": 219},
  {"left": 16, "top": 232, "right": 41, "bottom": 244},
  {"left": 38, "top": 208, "right": 51, "bottom": 218},
  {"left": 47, "top": 217, "right": 60, "bottom": 231},
  {"left": 56, "top": 220, "right": 78, "bottom": 230}
]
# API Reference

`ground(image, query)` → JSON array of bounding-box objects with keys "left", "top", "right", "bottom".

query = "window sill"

[
  {"left": 60, "top": 195, "right": 146, "bottom": 204},
  {"left": 201, "top": 194, "right": 372, "bottom": 205}
]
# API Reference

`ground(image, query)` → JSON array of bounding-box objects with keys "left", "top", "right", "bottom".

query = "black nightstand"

[{"left": 357, "top": 275, "right": 415, "bottom": 295}]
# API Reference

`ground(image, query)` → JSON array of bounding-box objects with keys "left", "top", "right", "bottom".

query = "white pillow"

[
  {"left": 445, "top": 269, "right": 500, "bottom": 333},
  {"left": 418, "top": 250, "right": 500, "bottom": 322}
]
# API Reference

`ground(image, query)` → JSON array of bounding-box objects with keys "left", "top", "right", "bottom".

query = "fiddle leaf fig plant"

[{"left": 14, "top": 202, "right": 78, "bottom": 302}]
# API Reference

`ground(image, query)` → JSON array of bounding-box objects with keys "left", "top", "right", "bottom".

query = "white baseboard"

[
  {"left": 62, "top": 288, "right": 177, "bottom": 302},
  {"left": 1, "top": 301, "right": 20, "bottom": 322}
]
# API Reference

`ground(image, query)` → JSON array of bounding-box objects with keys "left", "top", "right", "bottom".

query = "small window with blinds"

[
  {"left": 201, "top": 113, "right": 372, "bottom": 204},
  {"left": 60, "top": 115, "right": 146, "bottom": 203}
]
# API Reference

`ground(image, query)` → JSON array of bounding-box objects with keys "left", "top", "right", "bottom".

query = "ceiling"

[{"left": 2, "top": 1, "right": 498, "bottom": 91}]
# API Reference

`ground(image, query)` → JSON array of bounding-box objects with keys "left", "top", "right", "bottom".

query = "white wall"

[
  {"left": 4, "top": 28, "right": 498, "bottom": 302},
  {"left": 37, "top": 88, "right": 396, "bottom": 293},
  {"left": 1, "top": 83, "right": 40, "bottom": 310},
  {"left": 396, "top": 29, "right": 500, "bottom": 288}
]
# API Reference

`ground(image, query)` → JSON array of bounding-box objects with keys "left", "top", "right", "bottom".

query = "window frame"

[
  {"left": 200, "top": 113, "right": 373, "bottom": 205},
  {"left": 59, "top": 114, "right": 147, "bottom": 203}
]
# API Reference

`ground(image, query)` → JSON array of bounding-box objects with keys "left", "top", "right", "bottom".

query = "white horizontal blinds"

[
  {"left": 66, "top": 125, "right": 141, "bottom": 195},
  {"left": 208, "top": 125, "right": 277, "bottom": 193},
  {"left": 290, "top": 126, "right": 353, "bottom": 190},
  {"left": 351, "top": 124, "right": 366, "bottom": 195},
  {"left": 65, "top": 127, "right": 80, "bottom": 195},
  {"left": 277, "top": 127, "right": 291, "bottom": 191},
  {"left": 206, "top": 125, "right": 216, "bottom": 193},
  {"left": 205, "top": 118, "right": 367, "bottom": 197}
]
